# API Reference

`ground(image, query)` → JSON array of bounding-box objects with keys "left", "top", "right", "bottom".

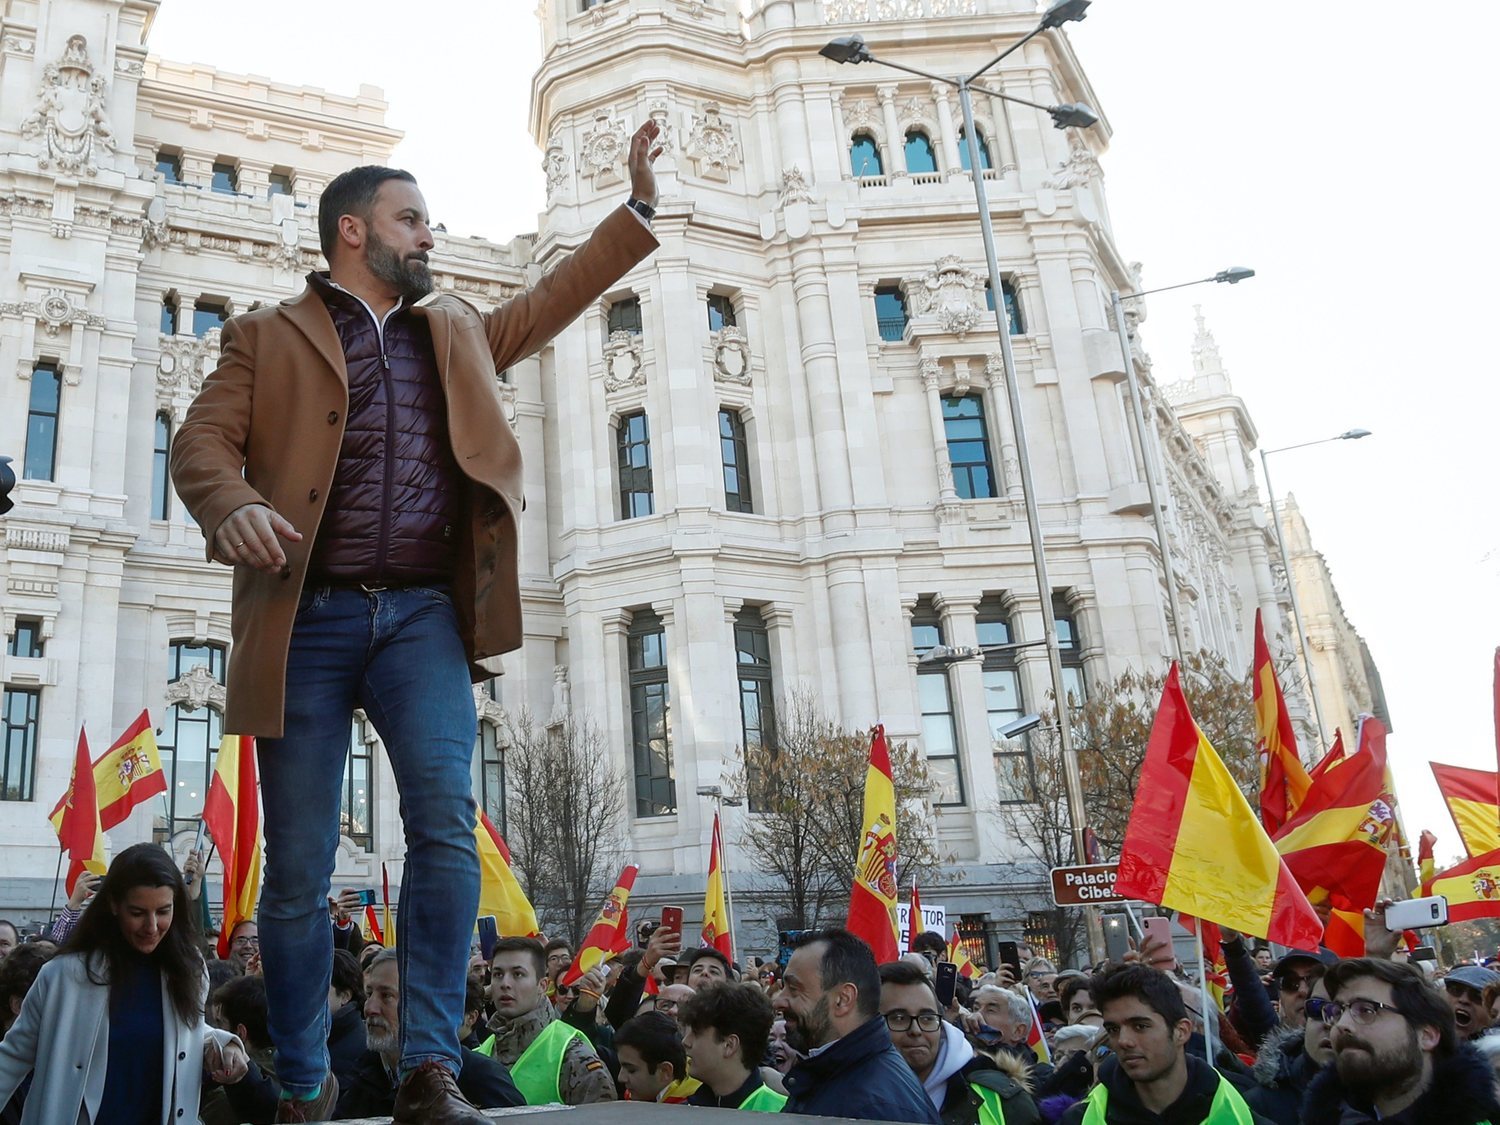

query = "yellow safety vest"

[
  {"left": 479, "top": 1019, "right": 585, "bottom": 1105},
  {"left": 1080, "top": 1072, "right": 1254, "bottom": 1125},
  {"left": 741, "top": 1084, "right": 790, "bottom": 1113},
  {"left": 972, "top": 1083, "right": 1008, "bottom": 1125}
]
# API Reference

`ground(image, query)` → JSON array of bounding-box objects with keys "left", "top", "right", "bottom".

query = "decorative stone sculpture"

[
  {"left": 778, "top": 165, "right": 814, "bottom": 207},
  {"left": 579, "top": 109, "right": 629, "bottom": 189},
  {"left": 712, "top": 325, "right": 751, "bottom": 385},
  {"left": 684, "top": 101, "right": 741, "bottom": 182},
  {"left": 603, "top": 329, "right": 645, "bottom": 392},
  {"left": 543, "top": 133, "right": 571, "bottom": 198},
  {"left": 1045, "top": 132, "right": 1102, "bottom": 190},
  {"left": 906, "top": 255, "right": 984, "bottom": 338},
  {"left": 18, "top": 36, "right": 117, "bottom": 175}
]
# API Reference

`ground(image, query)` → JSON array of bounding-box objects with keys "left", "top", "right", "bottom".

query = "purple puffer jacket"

[{"left": 306, "top": 273, "right": 463, "bottom": 583}]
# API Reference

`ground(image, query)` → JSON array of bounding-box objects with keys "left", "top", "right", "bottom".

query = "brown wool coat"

[{"left": 171, "top": 207, "right": 657, "bottom": 737}]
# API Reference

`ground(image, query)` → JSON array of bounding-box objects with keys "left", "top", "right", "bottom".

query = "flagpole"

[
  {"left": 47, "top": 850, "right": 64, "bottom": 931},
  {"left": 1193, "top": 926, "right": 1216, "bottom": 1065},
  {"left": 721, "top": 814, "right": 739, "bottom": 967}
]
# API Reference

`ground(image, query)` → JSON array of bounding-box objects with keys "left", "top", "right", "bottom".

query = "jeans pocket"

[
  {"left": 296, "top": 585, "right": 329, "bottom": 616},
  {"left": 413, "top": 585, "right": 454, "bottom": 608}
]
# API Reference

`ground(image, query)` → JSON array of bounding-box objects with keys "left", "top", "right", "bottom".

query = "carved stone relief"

[
  {"left": 18, "top": 36, "right": 117, "bottom": 175},
  {"left": 163, "top": 664, "right": 227, "bottom": 713},
  {"left": 543, "top": 134, "right": 571, "bottom": 199},
  {"left": 602, "top": 330, "right": 645, "bottom": 392},
  {"left": 712, "top": 325, "right": 751, "bottom": 385},
  {"left": 157, "top": 329, "right": 222, "bottom": 409},
  {"left": 906, "top": 255, "right": 984, "bottom": 337},
  {"left": 778, "top": 165, "right": 814, "bottom": 207},
  {"left": 0, "top": 289, "right": 105, "bottom": 338},
  {"left": 579, "top": 109, "right": 629, "bottom": 189},
  {"left": 1045, "top": 132, "right": 1102, "bottom": 190},
  {"left": 684, "top": 102, "right": 741, "bottom": 182}
]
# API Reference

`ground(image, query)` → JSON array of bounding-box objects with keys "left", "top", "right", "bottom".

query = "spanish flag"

[
  {"left": 1253, "top": 611, "right": 1312, "bottom": 833},
  {"left": 1115, "top": 665, "right": 1322, "bottom": 950},
  {"left": 1308, "top": 730, "right": 1347, "bottom": 781},
  {"left": 701, "top": 811, "right": 732, "bottom": 959},
  {"left": 48, "top": 728, "right": 107, "bottom": 894},
  {"left": 476, "top": 810, "right": 539, "bottom": 937},
  {"left": 1025, "top": 991, "right": 1051, "bottom": 1064},
  {"left": 559, "top": 863, "right": 638, "bottom": 986},
  {"left": 203, "top": 735, "right": 261, "bottom": 961},
  {"left": 1426, "top": 846, "right": 1500, "bottom": 924},
  {"left": 1429, "top": 763, "right": 1500, "bottom": 858},
  {"left": 94, "top": 710, "right": 167, "bottom": 831},
  {"left": 947, "top": 932, "right": 978, "bottom": 978},
  {"left": 847, "top": 725, "right": 901, "bottom": 963}
]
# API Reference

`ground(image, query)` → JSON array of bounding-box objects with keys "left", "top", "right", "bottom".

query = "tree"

[
  {"left": 728, "top": 690, "right": 951, "bottom": 930},
  {"left": 502, "top": 708, "right": 627, "bottom": 945}
]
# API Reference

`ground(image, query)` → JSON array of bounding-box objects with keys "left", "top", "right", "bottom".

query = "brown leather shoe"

[
  {"left": 274, "top": 1071, "right": 338, "bottom": 1123},
  {"left": 393, "top": 1060, "right": 488, "bottom": 1125}
]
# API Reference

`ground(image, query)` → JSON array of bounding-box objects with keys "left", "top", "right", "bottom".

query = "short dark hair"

[
  {"left": 1059, "top": 973, "right": 1093, "bottom": 1014},
  {"left": 795, "top": 928, "right": 880, "bottom": 1019},
  {"left": 544, "top": 937, "right": 572, "bottom": 957},
  {"left": 679, "top": 981, "right": 775, "bottom": 1066},
  {"left": 492, "top": 936, "right": 546, "bottom": 980},
  {"left": 464, "top": 974, "right": 487, "bottom": 1020},
  {"left": 0, "top": 920, "right": 19, "bottom": 942},
  {"left": 878, "top": 959, "right": 940, "bottom": 1007},
  {"left": 317, "top": 165, "right": 418, "bottom": 261},
  {"left": 1089, "top": 963, "right": 1187, "bottom": 1028},
  {"left": 331, "top": 948, "right": 365, "bottom": 1010},
  {"left": 0, "top": 941, "right": 56, "bottom": 1015},
  {"left": 912, "top": 931, "right": 947, "bottom": 957},
  {"left": 214, "top": 974, "right": 270, "bottom": 1050},
  {"left": 683, "top": 947, "right": 733, "bottom": 977},
  {"left": 615, "top": 1010, "right": 686, "bottom": 1078},
  {"left": 1325, "top": 957, "right": 1457, "bottom": 1057}
]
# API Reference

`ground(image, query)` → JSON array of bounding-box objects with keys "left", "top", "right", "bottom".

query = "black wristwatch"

[{"left": 625, "top": 196, "right": 656, "bottom": 222}]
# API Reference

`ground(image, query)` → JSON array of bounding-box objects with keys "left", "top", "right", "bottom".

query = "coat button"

[
  {"left": 442, "top": 524, "right": 453, "bottom": 540},
  {"left": 309, "top": 489, "right": 319, "bottom": 502},
  {"left": 327, "top": 411, "right": 338, "bottom": 424},
  {"left": 179, "top": 1051, "right": 186, "bottom": 1060}
]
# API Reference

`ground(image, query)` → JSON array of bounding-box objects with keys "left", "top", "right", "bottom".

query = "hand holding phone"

[
  {"left": 1142, "top": 916, "right": 1175, "bottom": 968},
  {"left": 998, "top": 940, "right": 1022, "bottom": 983},
  {"left": 353, "top": 888, "right": 379, "bottom": 908},
  {"left": 660, "top": 906, "right": 684, "bottom": 934},
  {"left": 1384, "top": 895, "right": 1449, "bottom": 931},
  {"left": 935, "top": 961, "right": 958, "bottom": 1008}
]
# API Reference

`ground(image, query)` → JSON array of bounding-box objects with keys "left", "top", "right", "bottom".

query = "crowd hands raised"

[{"left": 0, "top": 859, "right": 1496, "bottom": 1125}]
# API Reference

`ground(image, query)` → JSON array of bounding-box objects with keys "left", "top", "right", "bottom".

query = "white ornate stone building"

[{"left": 0, "top": 0, "right": 1383, "bottom": 952}]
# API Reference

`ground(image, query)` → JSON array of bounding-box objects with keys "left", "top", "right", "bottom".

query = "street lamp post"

[
  {"left": 696, "top": 784, "right": 743, "bottom": 962},
  {"left": 1259, "top": 429, "right": 1372, "bottom": 746},
  {"left": 1109, "top": 267, "right": 1255, "bottom": 661}
]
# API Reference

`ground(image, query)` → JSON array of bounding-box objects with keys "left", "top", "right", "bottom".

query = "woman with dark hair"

[{"left": 0, "top": 842, "right": 247, "bottom": 1124}]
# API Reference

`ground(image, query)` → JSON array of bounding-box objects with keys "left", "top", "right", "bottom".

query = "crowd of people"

[{"left": 0, "top": 844, "right": 1495, "bottom": 1124}]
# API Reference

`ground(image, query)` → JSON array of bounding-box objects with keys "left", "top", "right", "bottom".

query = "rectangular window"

[
  {"left": 736, "top": 606, "right": 776, "bottom": 811},
  {"left": 874, "top": 285, "right": 908, "bottom": 343},
  {"left": 211, "top": 161, "right": 239, "bottom": 194},
  {"left": 342, "top": 719, "right": 373, "bottom": 851},
  {"left": 155, "top": 150, "right": 182, "bottom": 185},
  {"left": 192, "top": 301, "right": 227, "bottom": 337},
  {"left": 24, "top": 362, "right": 62, "bottom": 482},
  {"left": 1054, "top": 594, "right": 1087, "bottom": 705},
  {"left": 608, "top": 295, "right": 643, "bottom": 336},
  {"left": 152, "top": 413, "right": 171, "bottom": 521},
  {"left": 7, "top": 619, "right": 43, "bottom": 659},
  {"left": 719, "top": 408, "right": 753, "bottom": 513},
  {"left": 170, "top": 641, "right": 226, "bottom": 683},
  {"left": 617, "top": 412, "right": 654, "bottom": 520},
  {"left": 160, "top": 295, "right": 178, "bottom": 335},
  {"left": 629, "top": 610, "right": 675, "bottom": 817},
  {"left": 912, "top": 615, "right": 965, "bottom": 806},
  {"left": 478, "top": 722, "right": 507, "bottom": 836},
  {"left": 984, "top": 279, "right": 1025, "bottom": 336},
  {"left": 979, "top": 608, "right": 1034, "bottom": 802},
  {"left": 942, "top": 394, "right": 996, "bottom": 499},
  {"left": 707, "top": 294, "right": 737, "bottom": 333},
  {"left": 0, "top": 689, "right": 39, "bottom": 802},
  {"left": 267, "top": 171, "right": 293, "bottom": 197}
]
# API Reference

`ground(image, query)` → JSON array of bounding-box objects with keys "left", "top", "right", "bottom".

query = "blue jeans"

[{"left": 257, "top": 584, "right": 479, "bottom": 1095}]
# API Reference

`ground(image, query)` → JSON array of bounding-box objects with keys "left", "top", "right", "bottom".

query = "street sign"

[{"left": 1050, "top": 863, "right": 1125, "bottom": 906}]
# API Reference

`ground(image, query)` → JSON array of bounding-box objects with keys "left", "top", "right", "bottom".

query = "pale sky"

[{"left": 146, "top": 2, "right": 1500, "bottom": 869}]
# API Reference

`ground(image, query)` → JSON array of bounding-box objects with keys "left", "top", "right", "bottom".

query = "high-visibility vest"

[
  {"left": 740, "top": 1084, "right": 790, "bottom": 1113},
  {"left": 484, "top": 1019, "right": 586, "bottom": 1105},
  {"left": 972, "top": 1083, "right": 1008, "bottom": 1125},
  {"left": 1080, "top": 1072, "right": 1254, "bottom": 1125}
]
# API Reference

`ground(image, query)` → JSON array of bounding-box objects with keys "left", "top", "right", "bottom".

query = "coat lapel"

[
  {"left": 280, "top": 286, "right": 348, "bottom": 390},
  {"left": 417, "top": 300, "right": 453, "bottom": 389}
]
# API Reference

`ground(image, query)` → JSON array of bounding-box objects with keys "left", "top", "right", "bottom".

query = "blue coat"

[{"left": 783, "top": 1015, "right": 941, "bottom": 1124}]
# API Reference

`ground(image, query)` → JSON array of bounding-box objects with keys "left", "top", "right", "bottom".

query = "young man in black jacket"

[{"left": 1243, "top": 975, "right": 1333, "bottom": 1124}]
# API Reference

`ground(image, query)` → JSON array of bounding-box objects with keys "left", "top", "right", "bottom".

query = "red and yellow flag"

[
  {"left": 906, "top": 880, "right": 922, "bottom": 955},
  {"left": 946, "top": 932, "right": 977, "bottom": 978},
  {"left": 381, "top": 862, "right": 394, "bottom": 948},
  {"left": 1418, "top": 829, "right": 1437, "bottom": 894},
  {"left": 847, "top": 725, "right": 901, "bottom": 962},
  {"left": 1427, "top": 846, "right": 1500, "bottom": 923},
  {"left": 477, "top": 811, "right": 539, "bottom": 937},
  {"left": 1308, "top": 730, "right": 1347, "bottom": 782},
  {"left": 701, "top": 812, "right": 732, "bottom": 959},
  {"left": 203, "top": 735, "right": 262, "bottom": 960},
  {"left": 1429, "top": 763, "right": 1500, "bottom": 858},
  {"left": 48, "top": 728, "right": 107, "bottom": 894},
  {"left": 93, "top": 710, "right": 167, "bottom": 831},
  {"left": 1025, "top": 991, "right": 1051, "bottom": 1064},
  {"left": 560, "top": 863, "right": 638, "bottom": 986},
  {"left": 1115, "top": 665, "right": 1322, "bottom": 950},
  {"left": 1253, "top": 611, "right": 1312, "bottom": 833}
]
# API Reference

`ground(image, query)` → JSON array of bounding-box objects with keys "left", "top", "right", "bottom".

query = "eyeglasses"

[
  {"left": 1304, "top": 997, "right": 1335, "bottom": 1024},
  {"left": 654, "top": 999, "right": 680, "bottom": 1013},
  {"left": 1321, "top": 998, "right": 1402, "bottom": 1026},
  {"left": 1278, "top": 972, "right": 1314, "bottom": 993},
  {"left": 231, "top": 936, "right": 260, "bottom": 949},
  {"left": 884, "top": 1011, "right": 943, "bottom": 1032}
]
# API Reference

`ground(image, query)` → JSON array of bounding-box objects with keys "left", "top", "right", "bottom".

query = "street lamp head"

[
  {"left": 1338, "top": 428, "right": 1372, "bottom": 441},
  {"left": 1047, "top": 102, "right": 1098, "bottom": 130},
  {"left": 996, "top": 713, "right": 1044, "bottom": 740},
  {"left": 696, "top": 785, "right": 723, "bottom": 798},
  {"left": 1213, "top": 266, "right": 1255, "bottom": 285},
  {"left": 819, "top": 34, "right": 873, "bottom": 65},
  {"left": 1041, "top": 0, "right": 1091, "bottom": 28}
]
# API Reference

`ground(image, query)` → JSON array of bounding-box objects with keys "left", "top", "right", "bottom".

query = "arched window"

[
  {"left": 904, "top": 129, "right": 938, "bottom": 174},
  {"left": 958, "top": 126, "right": 993, "bottom": 172},
  {"left": 152, "top": 412, "right": 172, "bottom": 521},
  {"left": 849, "top": 133, "right": 883, "bottom": 178}
]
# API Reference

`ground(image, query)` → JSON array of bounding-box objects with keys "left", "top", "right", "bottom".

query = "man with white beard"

[{"left": 334, "top": 950, "right": 523, "bottom": 1121}]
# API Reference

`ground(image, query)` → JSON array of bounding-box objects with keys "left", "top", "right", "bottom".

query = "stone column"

[
  {"left": 788, "top": 243, "right": 854, "bottom": 514},
  {"left": 983, "top": 353, "right": 1024, "bottom": 505},
  {"left": 878, "top": 85, "right": 906, "bottom": 177},
  {"left": 931, "top": 83, "right": 961, "bottom": 176},
  {"left": 830, "top": 90, "right": 850, "bottom": 177},
  {"left": 921, "top": 355, "right": 959, "bottom": 503},
  {"left": 985, "top": 88, "right": 1020, "bottom": 186}
]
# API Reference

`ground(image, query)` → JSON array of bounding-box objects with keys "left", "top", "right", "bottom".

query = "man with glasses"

[
  {"left": 1244, "top": 976, "right": 1335, "bottom": 1124},
  {"left": 646, "top": 983, "right": 695, "bottom": 1019},
  {"left": 1059, "top": 963, "right": 1267, "bottom": 1125},
  {"left": 228, "top": 920, "right": 261, "bottom": 967},
  {"left": 879, "top": 961, "right": 1039, "bottom": 1125},
  {"left": 1303, "top": 957, "right": 1499, "bottom": 1124},
  {"left": 1268, "top": 950, "right": 1329, "bottom": 1030}
]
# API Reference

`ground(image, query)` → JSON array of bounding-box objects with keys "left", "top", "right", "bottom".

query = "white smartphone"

[{"left": 1384, "top": 895, "right": 1448, "bottom": 931}]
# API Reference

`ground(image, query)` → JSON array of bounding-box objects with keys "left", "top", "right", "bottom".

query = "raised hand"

[{"left": 628, "top": 120, "right": 665, "bottom": 209}]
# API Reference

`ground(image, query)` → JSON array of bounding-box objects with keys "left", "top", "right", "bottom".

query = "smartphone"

[
  {"left": 998, "top": 940, "right": 1022, "bottom": 982},
  {"left": 660, "top": 906, "right": 684, "bottom": 934},
  {"left": 1409, "top": 945, "right": 1437, "bottom": 963},
  {"left": 477, "top": 915, "right": 499, "bottom": 962},
  {"left": 354, "top": 888, "right": 379, "bottom": 908},
  {"left": 1103, "top": 913, "right": 1130, "bottom": 961},
  {"left": 1143, "top": 916, "right": 1174, "bottom": 965},
  {"left": 1384, "top": 895, "right": 1449, "bottom": 931},
  {"left": 934, "top": 961, "right": 958, "bottom": 1008}
]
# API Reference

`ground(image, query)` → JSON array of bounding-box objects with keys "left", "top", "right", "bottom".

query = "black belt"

[{"left": 309, "top": 578, "right": 446, "bottom": 594}]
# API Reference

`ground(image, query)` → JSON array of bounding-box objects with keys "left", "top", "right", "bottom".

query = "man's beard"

[
  {"left": 367, "top": 232, "right": 432, "bottom": 302},
  {"left": 366, "top": 1016, "right": 398, "bottom": 1058},
  {"left": 1333, "top": 1026, "right": 1424, "bottom": 1100},
  {"left": 783, "top": 995, "right": 832, "bottom": 1054}
]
